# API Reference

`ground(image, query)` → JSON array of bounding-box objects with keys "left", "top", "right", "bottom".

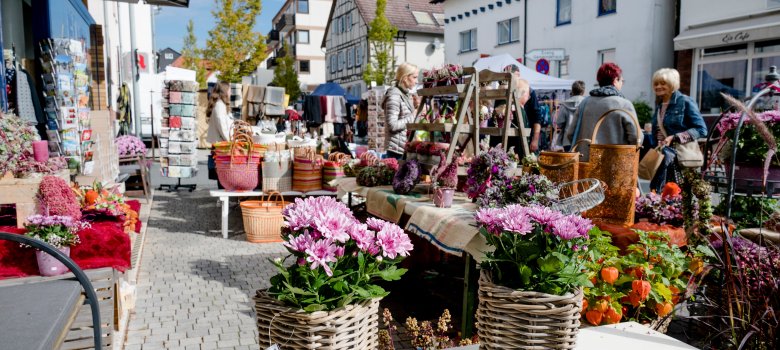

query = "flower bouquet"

[
  {"left": 256, "top": 197, "right": 413, "bottom": 349},
  {"left": 475, "top": 205, "right": 593, "bottom": 348},
  {"left": 24, "top": 214, "right": 87, "bottom": 276},
  {"left": 431, "top": 153, "right": 459, "bottom": 208}
]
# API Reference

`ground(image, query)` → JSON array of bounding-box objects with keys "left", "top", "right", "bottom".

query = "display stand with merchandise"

[
  {"left": 406, "top": 68, "right": 531, "bottom": 172},
  {"left": 39, "top": 38, "right": 93, "bottom": 175},
  {"left": 158, "top": 80, "right": 199, "bottom": 192}
]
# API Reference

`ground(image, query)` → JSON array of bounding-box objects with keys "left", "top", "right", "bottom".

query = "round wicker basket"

[
  {"left": 254, "top": 291, "right": 380, "bottom": 350},
  {"left": 476, "top": 270, "right": 582, "bottom": 350}
]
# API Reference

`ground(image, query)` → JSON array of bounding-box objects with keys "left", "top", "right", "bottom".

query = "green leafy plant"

[
  {"left": 632, "top": 100, "right": 652, "bottom": 127},
  {"left": 269, "top": 197, "right": 412, "bottom": 311},
  {"left": 476, "top": 205, "right": 593, "bottom": 295},
  {"left": 714, "top": 196, "right": 778, "bottom": 230}
]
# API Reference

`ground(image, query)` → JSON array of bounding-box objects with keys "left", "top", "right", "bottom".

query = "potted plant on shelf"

[
  {"left": 24, "top": 214, "right": 86, "bottom": 276},
  {"left": 256, "top": 197, "right": 413, "bottom": 350},
  {"left": 431, "top": 152, "right": 459, "bottom": 208},
  {"left": 474, "top": 205, "right": 593, "bottom": 348}
]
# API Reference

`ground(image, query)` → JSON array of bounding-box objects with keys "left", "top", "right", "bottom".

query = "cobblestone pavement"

[{"left": 124, "top": 152, "right": 288, "bottom": 350}]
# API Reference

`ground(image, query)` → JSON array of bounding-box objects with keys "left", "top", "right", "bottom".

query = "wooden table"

[{"left": 209, "top": 189, "right": 336, "bottom": 239}]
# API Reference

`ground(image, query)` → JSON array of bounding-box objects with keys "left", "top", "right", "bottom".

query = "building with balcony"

[
  {"left": 266, "top": 0, "right": 333, "bottom": 93},
  {"left": 438, "top": 0, "right": 676, "bottom": 102},
  {"left": 322, "top": 0, "right": 446, "bottom": 97}
]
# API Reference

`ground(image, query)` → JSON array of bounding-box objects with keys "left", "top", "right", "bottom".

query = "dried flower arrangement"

[{"left": 37, "top": 175, "right": 81, "bottom": 220}]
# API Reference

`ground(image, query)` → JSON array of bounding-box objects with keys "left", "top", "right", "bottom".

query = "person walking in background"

[
  {"left": 649, "top": 68, "right": 707, "bottom": 192},
  {"left": 554, "top": 80, "right": 586, "bottom": 151},
  {"left": 206, "top": 81, "right": 233, "bottom": 188},
  {"left": 383, "top": 62, "right": 419, "bottom": 160},
  {"left": 565, "top": 63, "right": 641, "bottom": 161}
]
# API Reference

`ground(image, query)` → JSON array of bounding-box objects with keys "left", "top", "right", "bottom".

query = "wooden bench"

[{"left": 0, "top": 233, "right": 115, "bottom": 349}]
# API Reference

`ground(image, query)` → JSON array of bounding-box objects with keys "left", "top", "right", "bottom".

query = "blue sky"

[{"left": 154, "top": 0, "right": 286, "bottom": 53}]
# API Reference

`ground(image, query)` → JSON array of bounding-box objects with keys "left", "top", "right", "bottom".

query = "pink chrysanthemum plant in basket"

[
  {"left": 431, "top": 151, "right": 459, "bottom": 208},
  {"left": 268, "top": 196, "right": 414, "bottom": 312}
]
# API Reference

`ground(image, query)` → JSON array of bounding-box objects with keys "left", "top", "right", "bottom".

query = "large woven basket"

[
  {"left": 538, "top": 151, "right": 579, "bottom": 184},
  {"left": 476, "top": 270, "right": 582, "bottom": 350},
  {"left": 254, "top": 291, "right": 380, "bottom": 350},
  {"left": 240, "top": 192, "right": 289, "bottom": 243},
  {"left": 582, "top": 109, "right": 641, "bottom": 226}
]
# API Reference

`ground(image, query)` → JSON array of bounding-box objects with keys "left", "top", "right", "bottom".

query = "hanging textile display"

[
  {"left": 160, "top": 80, "right": 200, "bottom": 178},
  {"left": 117, "top": 83, "right": 131, "bottom": 135}
]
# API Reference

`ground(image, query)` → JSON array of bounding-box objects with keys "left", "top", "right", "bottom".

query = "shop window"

[
  {"left": 459, "top": 29, "right": 477, "bottom": 53},
  {"left": 557, "top": 0, "right": 572, "bottom": 26},
  {"left": 755, "top": 39, "right": 780, "bottom": 54},
  {"left": 299, "top": 60, "right": 310, "bottom": 73},
  {"left": 598, "top": 0, "right": 616, "bottom": 16},
  {"left": 751, "top": 56, "right": 780, "bottom": 91},
  {"left": 703, "top": 44, "right": 747, "bottom": 57},
  {"left": 598, "top": 48, "right": 615, "bottom": 65},
  {"left": 298, "top": 0, "right": 309, "bottom": 14},
  {"left": 696, "top": 60, "right": 748, "bottom": 114},
  {"left": 298, "top": 30, "right": 310, "bottom": 44},
  {"left": 497, "top": 17, "right": 520, "bottom": 45}
]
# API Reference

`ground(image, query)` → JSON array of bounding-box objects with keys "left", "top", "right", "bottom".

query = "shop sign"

[
  {"left": 721, "top": 31, "right": 750, "bottom": 44},
  {"left": 525, "top": 49, "right": 565, "bottom": 61}
]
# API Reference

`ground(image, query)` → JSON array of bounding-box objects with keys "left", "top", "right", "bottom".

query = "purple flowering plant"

[
  {"left": 464, "top": 146, "right": 511, "bottom": 200},
  {"left": 476, "top": 204, "right": 594, "bottom": 294},
  {"left": 23, "top": 214, "right": 88, "bottom": 249},
  {"left": 635, "top": 192, "right": 685, "bottom": 227},
  {"left": 115, "top": 135, "right": 147, "bottom": 157},
  {"left": 269, "top": 196, "right": 414, "bottom": 311}
]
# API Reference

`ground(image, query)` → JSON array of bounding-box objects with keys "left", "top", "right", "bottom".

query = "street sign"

[
  {"left": 536, "top": 58, "right": 550, "bottom": 75},
  {"left": 525, "top": 48, "right": 565, "bottom": 61}
]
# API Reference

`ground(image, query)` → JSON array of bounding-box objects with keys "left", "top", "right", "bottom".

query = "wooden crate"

[
  {"left": 0, "top": 267, "right": 117, "bottom": 349},
  {"left": 0, "top": 170, "right": 70, "bottom": 228}
]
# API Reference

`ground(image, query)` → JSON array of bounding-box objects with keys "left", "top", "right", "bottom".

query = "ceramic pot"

[
  {"left": 36, "top": 247, "right": 71, "bottom": 276},
  {"left": 433, "top": 187, "right": 455, "bottom": 208}
]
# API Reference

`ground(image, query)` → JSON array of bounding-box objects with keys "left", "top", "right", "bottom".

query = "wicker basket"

[
  {"left": 583, "top": 109, "right": 641, "bottom": 226},
  {"left": 539, "top": 151, "right": 579, "bottom": 184},
  {"left": 254, "top": 291, "right": 380, "bottom": 350},
  {"left": 476, "top": 270, "right": 582, "bottom": 350},
  {"left": 240, "top": 192, "right": 289, "bottom": 243}
]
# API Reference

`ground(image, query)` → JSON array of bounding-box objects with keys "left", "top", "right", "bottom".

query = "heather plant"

[
  {"left": 24, "top": 214, "right": 87, "bottom": 248},
  {"left": 269, "top": 197, "right": 413, "bottom": 311},
  {"left": 635, "top": 191, "right": 685, "bottom": 227},
  {"left": 37, "top": 175, "right": 81, "bottom": 220},
  {"left": 476, "top": 204, "right": 593, "bottom": 294},
  {"left": 465, "top": 146, "right": 511, "bottom": 200},
  {"left": 480, "top": 172, "right": 559, "bottom": 208},
  {"left": 0, "top": 112, "right": 65, "bottom": 178}
]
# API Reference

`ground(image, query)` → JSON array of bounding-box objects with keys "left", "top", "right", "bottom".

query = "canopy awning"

[{"left": 674, "top": 12, "right": 780, "bottom": 50}]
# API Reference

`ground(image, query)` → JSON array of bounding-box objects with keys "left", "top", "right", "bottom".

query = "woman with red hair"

[{"left": 564, "top": 62, "right": 642, "bottom": 161}]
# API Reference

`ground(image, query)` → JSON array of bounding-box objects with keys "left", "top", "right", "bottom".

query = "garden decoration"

[
  {"left": 255, "top": 197, "right": 412, "bottom": 350},
  {"left": 431, "top": 152, "right": 459, "bottom": 208},
  {"left": 392, "top": 159, "right": 421, "bottom": 195},
  {"left": 24, "top": 214, "right": 88, "bottom": 276},
  {"left": 475, "top": 205, "right": 593, "bottom": 349}
]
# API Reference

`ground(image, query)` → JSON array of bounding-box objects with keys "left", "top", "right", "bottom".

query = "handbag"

[
  {"left": 658, "top": 117, "right": 703, "bottom": 168},
  {"left": 638, "top": 146, "right": 665, "bottom": 180}
]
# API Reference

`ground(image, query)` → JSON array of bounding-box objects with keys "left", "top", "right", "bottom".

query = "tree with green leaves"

[
  {"left": 363, "top": 0, "right": 397, "bottom": 86},
  {"left": 180, "top": 19, "right": 207, "bottom": 87},
  {"left": 203, "top": 0, "right": 267, "bottom": 83},
  {"left": 270, "top": 42, "right": 302, "bottom": 102}
]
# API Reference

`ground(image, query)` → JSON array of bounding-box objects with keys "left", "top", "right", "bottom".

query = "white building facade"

[
  {"left": 323, "top": 0, "right": 445, "bottom": 97},
  {"left": 441, "top": 0, "right": 676, "bottom": 102},
  {"left": 675, "top": 0, "right": 780, "bottom": 115},
  {"left": 267, "top": 0, "right": 332, "bottom": 92}
]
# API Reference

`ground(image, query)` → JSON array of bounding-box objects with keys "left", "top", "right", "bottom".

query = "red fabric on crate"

[
  {"left": 126, "top": 200, "right": 142, "bottom": 233},
  {"left": 0, "top": 220, "right": 131, "bottom": 280}
]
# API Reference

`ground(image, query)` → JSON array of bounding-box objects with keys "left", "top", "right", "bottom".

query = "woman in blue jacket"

[{"left": 650, "top": 68, "right": 708, "bottom": 192}]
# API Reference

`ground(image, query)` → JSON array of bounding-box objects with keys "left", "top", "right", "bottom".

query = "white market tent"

[{"left": 473, "top": 53, "right": 574, "bottom": 91}]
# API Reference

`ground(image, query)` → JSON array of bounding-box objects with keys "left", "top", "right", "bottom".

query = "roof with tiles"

[{"left": 353, "top": 0, "right": 444, "bottom": 34}]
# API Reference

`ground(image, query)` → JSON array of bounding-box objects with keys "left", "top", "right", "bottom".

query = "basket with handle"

[
  {"left": 216, "top": 131, "right": 261, "bottom": 191},
  {"left": 240, "top": 191, "right": 290, "bottom": 243},
  {"left": 581, "top": 109, "right": 642, "bottom": 226},
  {"left": 292, "top": 148, "right": 324, "bottom": 192},
  {"left": 323, "top": 152, "right": 352, "bottom": 191},
  {"left": 261, "top": 156, "right": 293, "bottom": 192}
]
